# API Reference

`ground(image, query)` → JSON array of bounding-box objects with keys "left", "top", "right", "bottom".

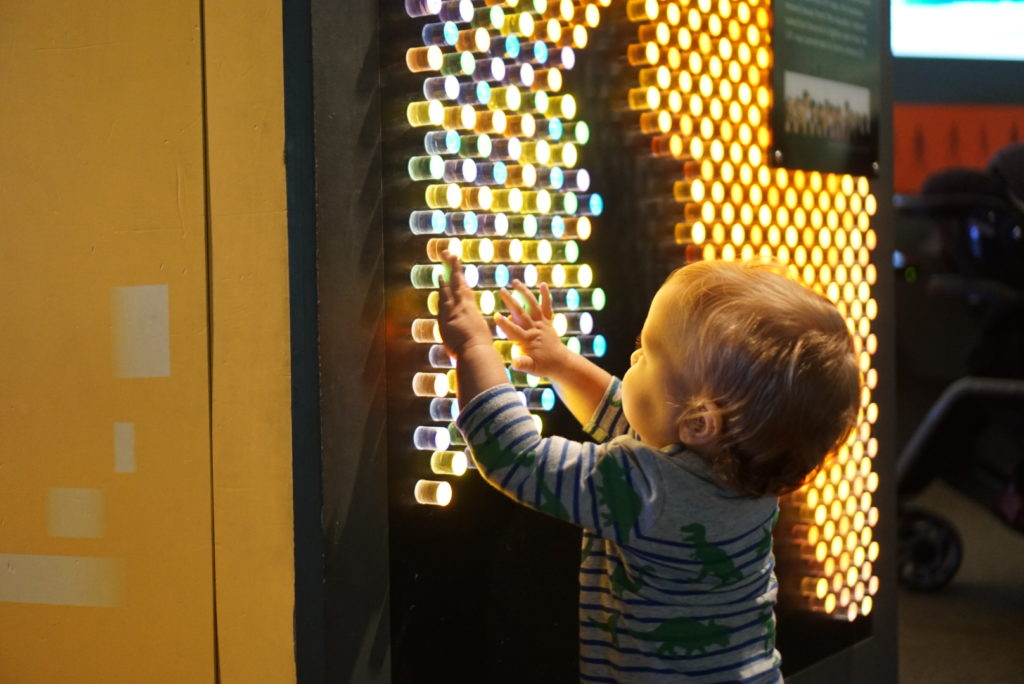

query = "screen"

[{"left": 892, "top": 0, "right": 1024, "bottom": 61}]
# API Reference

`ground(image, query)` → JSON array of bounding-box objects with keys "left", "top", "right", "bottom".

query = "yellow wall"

[{"left": 0, "top": 2, "right": 295, "bottom": 682}]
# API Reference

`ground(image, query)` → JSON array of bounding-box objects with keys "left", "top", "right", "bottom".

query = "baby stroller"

[{"left": 892, "top": 142, "right": 1024, "bottom": 591}]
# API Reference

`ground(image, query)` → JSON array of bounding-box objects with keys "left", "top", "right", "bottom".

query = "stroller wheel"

[{"left": 898, "top": 507, "right": 963, "bottom": 591}]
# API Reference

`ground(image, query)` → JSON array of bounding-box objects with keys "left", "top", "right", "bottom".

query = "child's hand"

[
  {"left": 495, "top": 280, "right": 572, "bottom": 378},
  {"left": 437, "top": 251, "right": 494, "bottom": 359}
]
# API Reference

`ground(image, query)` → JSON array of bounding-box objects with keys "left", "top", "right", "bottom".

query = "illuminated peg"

[
  {"left": 409, "top": 210, "right": 446, "bottom": 235},
  {"left": 537, "top": 166, "right": 564, "bottom": 190},
  {"left": 536, "top": 215, "right": 565, "bottom": 238},
  {"left": 477, "top": 212, "right": 509, "bottom": 236},
  {"left": 506, "top": 263, "right": 539, "bottom": 286},
  {"left": 410, "top": 264, "right": 444, "bottom": 289},
  {"left": 507, "top": 62, "right": 536, "bottom": 88},
  {"left": 411, "top": 319, "right": 442, "bottom": 344},
  {"left": 476, "top": 161, "right": 508, "bottom": 185},
  {"left": 472, "top": 4, "right": 504, "bottom": 30},
  {"left": 424, "top": 129, "right": 461, "bottom": 155},
  {"left": 458, "top": 134, "right": 493, "bottom": 158},
  {"left": 505, "top": 163, "right": 537, "bottom": 187},
  {"left": 413, "top": 372, "right": 450, "bottom": 398},
  {"left": 490, "top": 238, "right": 524, "bottom": 261},
  {"left": 549, "top": 142, "right": 577, "bottom": 167},
  {"left": 493, "top": 340, "right": 522, "bottom": 363},
  {"left": 446, "top": 422, "right": 466, "bottom": 446},
  {"left": 422, "top": 20, "right": 459, "bottom": 47},
  {"left": 577, "top": 193, "right": 603, "bottom": 216},
  {"left": 562, "top": 216, "right": 591, "bottom": 240},
  {"left": 543, "top": 118, "right": 564, "bottom": 141},
  {"left": 425, "top": 183, "right": 463, "bottom": 209},
  {"left": 423, "top": 75, "right": 460, "bottom": 101},
  {"left": 461, "top": 238, "right": 496, "bottom": 263},
  {"left": 414, "top": 479, "right": 453, "bottom": 506},
  {"left": 490, "top": 188, "right": 524, "bottom": 212},
  {"left": 506, "top": 113, "right": 537, "bottom": 137},
  {"left": 474, "top": 110, "right": 506, "bottom": 134},
  {"left": 443, "top": 104, "right": 477, "bottom": 130},
  {"left": 438, "top": 0, "right": 472, "bottom": 22},
  {"left": 475, "top": 263, "right": 511, "bottom": 287},
  {"left": 490, "top": 137, "right": 522, "bottom": 161},
  {"left": 562, "top": 169, "right": 590, "bottom": 192},
  {"left": 533, "top": 68, "right": 563, "bottom": 91},
  {"left": 444, "top": 211, "right": 479, "bottom": 236},
  {"left": 547, "top": 239, "right": 579, "bottom": 263},
  {"left": 548, "top": 95, "right": 577, "bottom": 119},
  {"left": 426, "top": 237, "right": 461, "bottom": 261},
  {"left": 440, "top": 51, "right": 476, "bottom": 77},
  {"left": 521, "top": 387, "right": 556, "bottom": 411},
  {"left": 443, "top": 159, "right": 478, "bottom": 184},
  {"left": 457, "top": 81, "right": 491, "bottom": 106},
  {"left": 406, "top": 100, "right": 443, "bottom": 127},
  {"left": 461, "top": 186, "right": 493, "bottom": 210},
  {"left": 406, "top": 45, "right": 444, "bottom": 73},
  {"left": 502, "top": 12, "right": 535, "bottom": 37},
  {"left": 489, "top": 85, "right": 522, "bottom": 111},
  {"left": 520, "top": 140, "right": 551, "bottom": 164},
  {"left": 431, "top": 450, "right": 469, "bottom": 476},
  {"left": 405, "top": 0, "right": 442, "bottom": 17},
  {"left": 408, "top": 155, "right": 444, "bottom": 181},
  {"left": 490, "top": 33, "right": 520, "bottom": 58},
  {"left": 521, "top": 189, "right": 552, "bottom": 213},
  {"left": 518, "top": 40, "right": 550, "bottom": 65},
  {"left": 428, "top": 344, "right": 455, "bottom": 369},
  {"left": 521, "top": 91, "right": 549, "bottom": 115},
  {"left": 472, "top": 57, "right": 506, "bottom": 82},
  {"left": 456, "top": 27, "right": 491, "bottom": 53},
  {"left": 506, "top": 214, "right": 539, "bottom": 237},
  {"left": 578, "top": 334, "right": 607, "bottom": 358}
]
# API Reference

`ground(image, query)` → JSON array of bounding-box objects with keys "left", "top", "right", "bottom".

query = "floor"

[{"left": 898, "top": 481, "right": 1024, "bottom": 683}]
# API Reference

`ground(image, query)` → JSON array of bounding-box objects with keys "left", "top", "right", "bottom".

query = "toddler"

[{"left": 437, "top": 252, "right": 860, "bottom": 683}]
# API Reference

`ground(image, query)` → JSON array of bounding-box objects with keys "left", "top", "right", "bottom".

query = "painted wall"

[{"left": 0, "top": 2, "right": 295, "bottom": 682}]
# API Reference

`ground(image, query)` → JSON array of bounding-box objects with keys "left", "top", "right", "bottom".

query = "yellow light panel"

[{"left": 627, "top": 0, "right": 880, "bottom": 621}]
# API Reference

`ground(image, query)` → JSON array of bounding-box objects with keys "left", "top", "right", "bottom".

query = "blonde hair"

[{"left": 659, "top": 259, "right": 861, "bottom": 497}]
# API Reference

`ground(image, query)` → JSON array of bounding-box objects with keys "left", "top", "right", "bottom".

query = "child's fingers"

[
  {"left": 498, "top": 287, "right": 529, "bottom": 325},
  {"left": 510, "top": 354, "right": 536, "bottom": 374},
  {"left": 539, "top": 282, "right": 553, "bottom": 320},
  {"left": 511, "top": 279, "right": 542, "bottom": 319},
  {"left": 494, "top": 312, "right": 527, "bottom": 341}
]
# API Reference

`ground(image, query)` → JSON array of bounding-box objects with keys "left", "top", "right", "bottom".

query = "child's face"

[{"left": 621, "top": 283, "right": 685, "bottom": 448}]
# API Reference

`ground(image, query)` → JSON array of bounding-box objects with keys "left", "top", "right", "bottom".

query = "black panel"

[{"left": 894, "top": 58, "right": 1024, "bottom": 104}]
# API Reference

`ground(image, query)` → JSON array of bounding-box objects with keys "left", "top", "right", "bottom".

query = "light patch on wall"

[
  {"left": 113, "top": 284, "right": 170, "bottom": 378},
  {"left": 47, "top": 488, "right": 104, "bottom": 539},
  {"left": 114, "top": 422, "right": 136, "bottom": 473},
  {"left": 0, "top": 554, "right": 122, "bottom": 607}
]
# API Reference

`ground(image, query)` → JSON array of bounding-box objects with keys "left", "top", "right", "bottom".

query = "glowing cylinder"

[
  {"left": 424, "top": 129, "right": 461, "bottom": 155},
  {"left": 423, "top": 74, "right": 460, "bottom": 100},
  {"left": 444, "top": 211, "right": 479, "bottom": 236},
  {"left": 409, "top": 210, "right": 446, "bottom": 235},
  {"left": 405, "top": 0, "right": 442, "bottom": 18},
  {"left": 422, "top": 20, "right": 459, "bottom": 47},
  {"left": 414, "top": 479, "right": 453, "bottom": 506},
  {"left": 413, "top": 426, "right": 451, "bottom": 451},
  {"left": 406, "top": 45, "right": 443, "bottom": 72},
  {"left": 522, "top": 387, "right": 557, "bottom": 411},
  {"left": 431, "top": 450, "right": 469, "bottom": 476},
  {"left": 411, "top": 318, "right": 442, "bottom": 344},
  {"left": 477, "top": 212, "right": 509, "bottom": 236},
  {"left": 413, "top": 372, "right": 450, "bottom": 398}
]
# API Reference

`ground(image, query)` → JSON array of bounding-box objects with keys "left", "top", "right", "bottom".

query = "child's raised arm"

[
  {"left": 436, "top": 252, "right": 509, "bottom": 405},
  {"left": 496, "top": 279, "right": 612, "bottom": 427}
]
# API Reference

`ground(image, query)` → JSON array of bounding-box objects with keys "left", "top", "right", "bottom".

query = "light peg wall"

[
  {"left": 398, "top": 0, "right": 881, "bottom": 627},
  {"left": 402, "top": 0, "right": 611, "bottom": 516}
]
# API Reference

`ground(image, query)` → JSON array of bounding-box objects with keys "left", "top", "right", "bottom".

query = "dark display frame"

[{"left": 295, "top": 0, "right": 900, "bottom": 681}]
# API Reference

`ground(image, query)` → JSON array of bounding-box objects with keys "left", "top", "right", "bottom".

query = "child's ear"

[{"left": 678, "top": 402, "right": 721, "bottom": 446}]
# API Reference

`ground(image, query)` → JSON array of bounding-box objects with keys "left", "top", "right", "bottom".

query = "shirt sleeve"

[
  {"left": 581, "top": 376, "right": 633, "bottom": 442},
  {"left": 456, "top": 383, "right": 658, "bottom": 544}
]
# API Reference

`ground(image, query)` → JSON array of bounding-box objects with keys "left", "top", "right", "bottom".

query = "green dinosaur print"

[
  {"left": 472, "top": 423, "right": 536, "bottom": 472},
  {"left": 609, "top": 391, "right": 622, "bottom": 408},
  {"left": 589, "top": 612, "right": 730, "bottom": 656},
  {"left": 757, "top": 608, "right": 776, "bottom": 655},
  {"left": 680, "top": 523, "right": 743, "bottom": 587},
  {"left": 537, "top": 478, "right": 569, "bottom": 520},
  {"left": 610, "top": 562, "right": 654, "bottom": 596},
  {"left": 595, "top": 458, "right": 643, "bottom": 541}
]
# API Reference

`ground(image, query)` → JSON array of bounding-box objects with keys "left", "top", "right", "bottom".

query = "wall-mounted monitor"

[{"left": 892, "top": 0, "right": 1024, "bottom": 62}]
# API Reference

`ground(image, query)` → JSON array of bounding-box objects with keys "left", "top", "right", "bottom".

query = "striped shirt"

[{"left": 456, "top": 378, "right": 783, "bottom": 683}]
